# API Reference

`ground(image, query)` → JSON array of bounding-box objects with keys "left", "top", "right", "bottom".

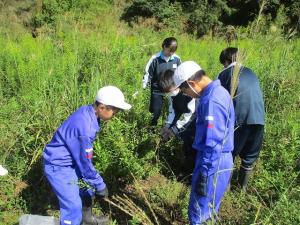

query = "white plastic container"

[{"left": 19, "top": 214, "right": 59, "bottom": 225}]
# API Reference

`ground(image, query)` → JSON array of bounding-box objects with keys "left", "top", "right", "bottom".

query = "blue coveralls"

[
  {"left": 188, "top": 80, "right": 235, "bottom": 224},
  {"left": 43, "top": 105, "right": 106, "bottom": 225}
]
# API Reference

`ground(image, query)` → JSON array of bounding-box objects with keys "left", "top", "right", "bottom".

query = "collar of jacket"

[
  {"left": 88, "top": 104, "right": 100, "bottom": 131},
  {"left": 200, "top": 80, "right": 221, "bottom": 100},
  {"left": 226, "top": 61, "right": 237, "bottom": 68},
  {"left": 159, "top": 51, "right": 175, "bottom": 62},
  {"left": 218, "top": 62, "right": 237, "bottom": 74}
]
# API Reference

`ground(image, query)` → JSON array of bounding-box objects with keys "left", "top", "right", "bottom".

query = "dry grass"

[
  {"left": 104, "top": 173, "right": 160, "bottom": 225},
  {"left": 105, "top": 194, "right": 155, "bottom": 225},
  {"left": 230, "top": 50, "right": 246, "bottom": 98}
]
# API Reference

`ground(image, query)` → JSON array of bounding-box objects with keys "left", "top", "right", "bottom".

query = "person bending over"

[{"left": 43, "top": 86, "right": 131, "bottom": 225}]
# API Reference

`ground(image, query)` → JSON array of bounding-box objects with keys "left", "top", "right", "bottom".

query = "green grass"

[{"left": 0, "top": 1, "right": 299, "bottom": 224}]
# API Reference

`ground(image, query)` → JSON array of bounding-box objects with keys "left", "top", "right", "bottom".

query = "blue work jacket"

[
  {"left": 43, "top": 105, "right": 106, "bottom": 191},
  {"left": 193, "top": 80, "right": 235, "bottom": 177}
]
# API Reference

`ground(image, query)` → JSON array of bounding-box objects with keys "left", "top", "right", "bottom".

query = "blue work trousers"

[
  {"left": 188, "top": 152, "right": 233, "bottom": 224},
  {"left": 44, "top": 163, "right": 95, "bottom": 225}
]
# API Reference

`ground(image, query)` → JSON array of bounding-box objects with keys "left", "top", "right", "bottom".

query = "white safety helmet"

[{"left": 95, "top": 86, "right": 132, "bottom": 110}]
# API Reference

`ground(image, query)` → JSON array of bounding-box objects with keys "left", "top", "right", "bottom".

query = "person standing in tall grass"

[
  {"left": 160, "top": 61, "right": 235, "bottom": 224},
  {"left": 159, "top": 69, "right": 197, "bottom": 179},
  {"left": 142, "top": 37, "right": 181, "bottom": 126},
  {"left": 218, "top": 47, "right": 265, "bottom": 190},
  {"left": 43, "top": 86, "right": 131, "bottom": 225}
]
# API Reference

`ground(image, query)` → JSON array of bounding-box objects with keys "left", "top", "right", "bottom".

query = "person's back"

[
  {"left": 218, "top": 65, "right": 265, "bottom": 126},
  {"left": 44, "top": 105, "right": 99, "bottom": 167},
  {"left": 194, "top": 80, "right": 235, "bottom": 155}
]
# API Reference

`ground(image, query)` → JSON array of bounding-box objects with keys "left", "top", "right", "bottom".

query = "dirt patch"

[{"left": 14, "top": 180, "right": 28, "bottom": 197}]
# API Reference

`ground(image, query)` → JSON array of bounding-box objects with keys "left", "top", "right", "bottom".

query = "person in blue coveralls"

[
  {"left": 142, "top": 37, "right": 181, "bottom": 126},
  {"left": 43, "top": 86, "right": 131, "bottom": 225},
  {"left": 159, "top": 61, "right": 235, "bottom": 224}
]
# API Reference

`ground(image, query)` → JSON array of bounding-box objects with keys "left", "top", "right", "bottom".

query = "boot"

[
  {"left": 81, "top": 196, "right": 109, "bottom": 225},
  {"left": 238, "top": 165, "right": 253, "bottom": 191},
  {"left": 229, "top": 168, "right": 238, "bottom": 191}
]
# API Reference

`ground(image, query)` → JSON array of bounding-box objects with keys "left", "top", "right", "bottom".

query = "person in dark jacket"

[
  {"left": 160, "top": 69, "right": 197, "bottom": 178},
  {"left": 142, "top": 37, "right": 181, "bottom": 125},
  {"left": 43, "top": 86, "right": 131, "bottom": 225},
  {"left": 218, "top": 47, "right": 265, "bottom": 190}
]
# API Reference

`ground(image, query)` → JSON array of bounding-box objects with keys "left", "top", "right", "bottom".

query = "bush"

[
  {"left": 121, "top": 0, "right": 300, "bottom": 38},
  {"left": 121, "top": 0, "right": 182, "bottom": 30},
  {"left": 31, "top": 0, "right": 104, "bottom": 28}
]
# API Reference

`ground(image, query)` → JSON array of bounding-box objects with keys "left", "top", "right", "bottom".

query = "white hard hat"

[
  {"left": 96, "top": 86, "right": 132, "bottom": 110},
  {"left": 173, "top": 61, "right": 202, "bottom": 88}
]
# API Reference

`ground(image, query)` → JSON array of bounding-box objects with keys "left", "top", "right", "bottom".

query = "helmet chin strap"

[{"left": 187, "top": 82, "right": 200, "bottom": 97}]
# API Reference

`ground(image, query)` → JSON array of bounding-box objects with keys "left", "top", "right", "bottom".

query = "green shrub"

[
  {"left": 121, "top": 0, "right": 182, "bottom": 30},
  {"left": 31, "top": 0, "right": 109, "bottom": 28}
]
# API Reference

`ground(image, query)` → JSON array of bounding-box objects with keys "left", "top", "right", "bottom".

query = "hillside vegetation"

[{"left": 0, "top": 1, "right": 299, "bottom": 224}]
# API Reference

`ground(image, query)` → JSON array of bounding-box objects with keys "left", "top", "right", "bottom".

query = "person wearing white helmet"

[
  {"left": 160, "top": 61, "right": 235, "bottom": 224},
  {"left": 43, "top": 86, "right": 131, "bottom": 225}
]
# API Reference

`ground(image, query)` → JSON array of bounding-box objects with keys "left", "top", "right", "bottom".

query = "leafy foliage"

[
  {"left": 121, "top": 0, "right": 300, "bottom": 37},
  {"left": 31, "top": 0, "right": 106, "bottom": 28}
]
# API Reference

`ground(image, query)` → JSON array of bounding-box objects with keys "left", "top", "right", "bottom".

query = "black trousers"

[
  {"left": 149, "top": 92, "right": 164, "bottom": 126},
  {"left": 178, "top": 119, "right": 196, "bottom": 174},
  {"left": 233, "top": 124, "right": 264, "bottom": 168}
]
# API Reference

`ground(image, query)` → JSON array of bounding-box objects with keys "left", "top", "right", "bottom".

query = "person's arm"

[
  {"left": 66, "top": 135, "right": 106, "bottom": 192},
  {"left": 165, "top": 96, "right": 175, "bottom": 127},
  {"left": 143, "top": 55, "right": 156, "bottom": 89},
  {"left": 170, "top": 98, "right": 196, "bottom": 135}
]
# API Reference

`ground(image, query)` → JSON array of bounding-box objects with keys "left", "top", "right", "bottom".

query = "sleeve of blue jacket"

[
  {"left": 66, "top": 136, "right": 106, "bottom": 192},
  {"left": 197, "top": 100, "right": 231, "bottom": 177}
]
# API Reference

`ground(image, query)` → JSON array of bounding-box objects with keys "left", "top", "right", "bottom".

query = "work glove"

[
  {"left": 195, "top": 173, "right": 208, "bottom": 196},
  {"left": 160, "top": 125, "right": 169, "bottom": 136},
  {"left": 95, "top": 186, "right": 109, "bottom": 199},
  {"left": 160, "top": 126, "right": 174, "bottom": 142}
]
